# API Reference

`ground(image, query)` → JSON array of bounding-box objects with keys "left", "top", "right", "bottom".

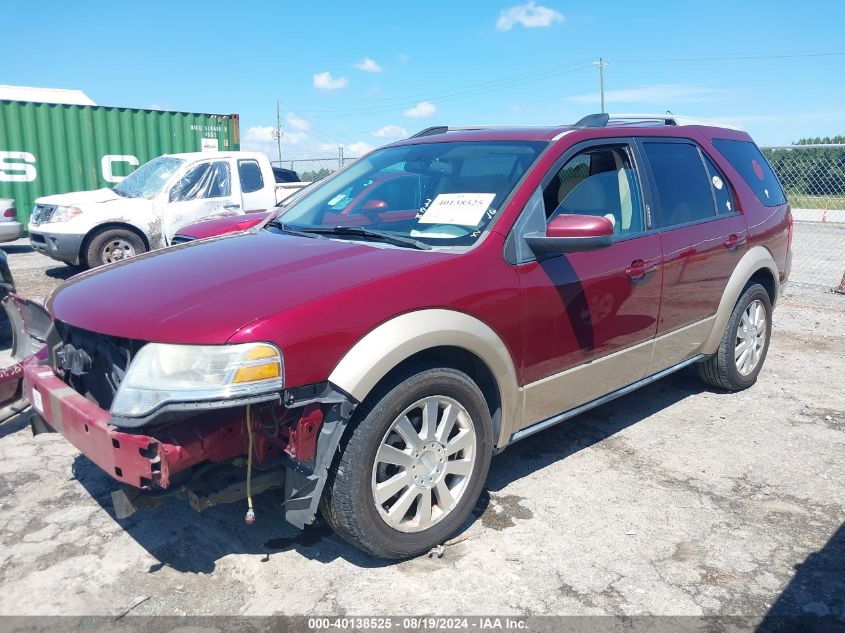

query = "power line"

[
  {"left": 293, "top": 64, "right": 594, "bottom": 117},
  {"left": 613, "top": 50, "right": 845, "bottom": 64},
  {"left": 288, "top": 60, "right": 594, "bottom": 114}
]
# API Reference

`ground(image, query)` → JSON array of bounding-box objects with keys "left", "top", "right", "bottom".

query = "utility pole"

[
  {"left": 338, "top": 145, "right": 344, "bottom": 171},
  {"left": 593, "top": 58, "right": 608, "bottom": 113},
  {"left": 274, "top": 100, "right": 283, "bottom": 164}
]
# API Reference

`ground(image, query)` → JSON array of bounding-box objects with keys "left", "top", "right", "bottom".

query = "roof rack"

[
  {"left": 409, "top": 114, "right": 742, "bottom": 140},
  {"left": 409, "top": 125, "right": 547, "bottom": 138},
  {"left": 574, "top": 113, "right": 743, "bottom": 131}
]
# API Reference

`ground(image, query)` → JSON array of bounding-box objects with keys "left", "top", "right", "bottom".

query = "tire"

[
  {"left": 320, "top": 366, "right": 493, "bottom": 559},
  {"left": 84, "top": 228, "right": 146, "bottom": 268},
  {"left": 698, "top": 283, "right": 772, "bottom": 391}
]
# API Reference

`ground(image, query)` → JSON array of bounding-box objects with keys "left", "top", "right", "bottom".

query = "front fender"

[
  {"left": 699, "top": 245, "right": 779, "bottom": 355},
  {"left": 327, "top": 309, "right": 519, "bottom": 448}
]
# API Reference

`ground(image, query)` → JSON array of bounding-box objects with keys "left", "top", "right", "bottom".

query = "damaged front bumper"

[{"left": 4, "top": 293, "right": 357, "bottom": 528}]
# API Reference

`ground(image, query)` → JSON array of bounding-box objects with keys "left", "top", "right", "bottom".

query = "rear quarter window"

[{"left": 711, "top": 139, "right": 786, "bottom": 207}]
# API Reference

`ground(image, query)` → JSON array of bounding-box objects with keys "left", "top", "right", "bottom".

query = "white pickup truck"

[{"left": 28, "top": 151, "right": 308, "bottom": 268}]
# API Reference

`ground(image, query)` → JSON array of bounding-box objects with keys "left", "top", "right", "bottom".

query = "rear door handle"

[
  {"left": 625, "top": 259, "right": 658, "bottom": 281},
  {"left": 223, "top": 203, "right": 240, "bottom": 210},
  {"left": 724, "top": 234, "right": 747, "bottom": 250}
]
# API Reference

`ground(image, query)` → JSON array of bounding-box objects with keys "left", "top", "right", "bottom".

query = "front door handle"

[
  {"left": 625, "top": 259, "right": 658, "bottom": 281},
  {"left": 724, "top": 234, "right": 747, "bottom": 250},
  {"left": 223, "top": 203, "right": 240, "bottom": 210}
]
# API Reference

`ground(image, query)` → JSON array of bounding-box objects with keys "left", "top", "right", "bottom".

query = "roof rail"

[
  {"left": 409, "top": 126, "right": 449, "bottom": 138},
  {"left": 609, "top": 113, "right": 743, "bottom": 131},
  {"left": 572, "top": 113, "right": 610, "bottom": 128},
  {"left": 569, "top": 113, "right": 742, "bottom": 131}
]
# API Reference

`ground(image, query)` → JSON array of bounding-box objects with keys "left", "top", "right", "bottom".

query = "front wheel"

[
  {"left": 320, "top": 366, "right": 493, "bottom": 559},
  {"left": 84, "top": 228, "right": 147, "bottom": 268},
  {"left": 698, "top": 283, "right": 772, "bottom": 390}
]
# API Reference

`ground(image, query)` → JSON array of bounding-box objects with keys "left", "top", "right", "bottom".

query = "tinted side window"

[
  {"left": 273, "top": 167, "right": 300, "bottom": 183},
  {"left": 643, "top": 142, "right": 716, "bottom": 227},
  {"left": 711, "top": 139, "right": 786, "bottom": 207},
  {"left": 239, "top": 160, "right": 264, "bottom": 194},
  {"left": 702, "top": 154, "right": 736, "bottom": 215},
  {"left": 543, "top": 145, "right": 644, "bottom": 236}
]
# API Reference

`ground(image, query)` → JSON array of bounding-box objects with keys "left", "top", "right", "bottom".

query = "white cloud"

[
  {"left": 313, "top": 71, "right": 349, "bottom": 91},
  {"left": 398, "top": 53, "right": 410, "bottom": 63},
  {"left": 286, "top": 114, "right": 311, "bottom": 132},
  {"left": 567, "top": 84, "right": 727, "bottom": 105},
  {"left": 404, "top": 101, "right": 437, "bottom": 118},
  {"left": 497, "top": 2, "right": 563, "bottom": 31},
  {"left": 344, "top": 141, "right": 374, "bottom": 156},
  {"left": 244, "top": 126, "right": 276, "bottom": 144},
  {"left": 355, "top": 57, "right": 382, "bottom": 73},
  {"left": 371, "top": 125, "right": 408, "bottom": 139}
]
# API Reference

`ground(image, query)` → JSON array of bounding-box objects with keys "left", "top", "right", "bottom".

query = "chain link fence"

[
  {"left": 272, "top": 157, "right": 358, "bottom": 183},
  {"left": 763, "top": 144, "right": 845, "bottom": 291}
]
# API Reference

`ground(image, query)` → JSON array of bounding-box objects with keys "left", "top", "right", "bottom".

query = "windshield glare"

[
  {"left": 113, "top": 156, "right": 185, "bottom": 199},
  {"left": 272, "top": 140, "right": 546, "bottom": 247}
]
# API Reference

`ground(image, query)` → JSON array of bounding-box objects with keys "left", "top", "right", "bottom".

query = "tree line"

[{"left": 763, "top": 136, "right": 845, "bottom": 198}]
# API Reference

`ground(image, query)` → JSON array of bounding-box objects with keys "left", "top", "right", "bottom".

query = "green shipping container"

[{"left": 0, "top": 100, "right": 239, "bottom": 229}]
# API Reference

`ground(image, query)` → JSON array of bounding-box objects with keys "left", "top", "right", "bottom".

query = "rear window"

[
  {"left": 711, "top": 139, "right": 786, "bottom": 207},
  {"left": 238, "top": 160, "right": 264, "bottom": 194}
]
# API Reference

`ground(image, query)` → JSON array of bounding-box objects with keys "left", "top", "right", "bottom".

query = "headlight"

[
  {"left": 111, "top": 342, "right": 283, "bottom": 417},
  {"left": 50, "top": 206, "right": 83, "bottom": 222}
]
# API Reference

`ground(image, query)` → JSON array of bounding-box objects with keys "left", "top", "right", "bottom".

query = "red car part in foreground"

[{"left": 6, "top": 114, "right": 791, "bottom": 558}]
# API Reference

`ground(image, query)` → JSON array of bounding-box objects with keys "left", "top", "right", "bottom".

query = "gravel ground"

[{"left": 0, "top": 232, "right": 842, "bottom": 620}]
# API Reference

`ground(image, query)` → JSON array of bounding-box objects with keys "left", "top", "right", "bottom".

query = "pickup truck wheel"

[
  {"left": 698, "top": 283, "right": 772, "bottom": 391},
  {"left": 85, "top": 228, "right": 146, "bottom": 268},
  {"left": 320, "top": 366, "right": 493, "bottom": 559}
]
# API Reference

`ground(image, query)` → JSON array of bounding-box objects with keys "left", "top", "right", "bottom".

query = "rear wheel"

[
  {"left": 699, "top": 283, "right": 772, "bottom": 390},
  {"left": 84, "top": 228, "right": 146, "bottom": 268},
  {"left": 320, "top": 366, "right": 492, "bottom": 559}
]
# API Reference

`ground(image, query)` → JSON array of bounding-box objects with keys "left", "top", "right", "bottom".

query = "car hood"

[
  {"left": 177, "top": 211, "right": 270, "bottom": 239},
  {"left": 36, "top": 188, "right": 124, "bottom": 206},
  {"left": 49, "top": 231, "right": 449, "bottom": 344}
]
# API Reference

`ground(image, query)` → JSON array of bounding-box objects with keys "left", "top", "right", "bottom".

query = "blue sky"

[{"left": 5, "top": 0, "right": 845, "bottom": 157}]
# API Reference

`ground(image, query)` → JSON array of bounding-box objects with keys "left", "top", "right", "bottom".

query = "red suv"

[{"left": 8, "top": 114, "right": 792, "bottom": 559}]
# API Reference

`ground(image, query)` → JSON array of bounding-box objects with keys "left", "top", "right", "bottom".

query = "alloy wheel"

[
  {"left": 371, "top": 396, "right": 476, "bottom": 533},
  {"left": 735, "top": 299, "right": 767, "bottom": 376}
]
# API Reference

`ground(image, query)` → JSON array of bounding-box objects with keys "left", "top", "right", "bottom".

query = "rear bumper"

[
  {"left": 0, "top": 221, "right": 22, "bottom": 243},
  {"left": 28, "top": 229, "right": 83, "bottom": 265}
]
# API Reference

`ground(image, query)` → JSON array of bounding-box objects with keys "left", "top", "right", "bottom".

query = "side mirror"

[
  {"left": 526, "top": 214, "right": 614, "bottom": 257},
  {"left": 362, "top": 199, "right": 388, "bottom": 211}
]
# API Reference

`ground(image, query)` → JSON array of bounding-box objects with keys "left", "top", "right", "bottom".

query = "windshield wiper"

[
  {"left": 298, "top": 226, "right": 431, "bottom": 250},
  {"left": 266, "top": 220, "right": 325, "bottom": 239}
]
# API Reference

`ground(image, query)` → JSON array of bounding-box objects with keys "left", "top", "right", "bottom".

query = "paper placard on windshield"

[{"left": 418, "top": 193, "right": 496, "bottom": 226}]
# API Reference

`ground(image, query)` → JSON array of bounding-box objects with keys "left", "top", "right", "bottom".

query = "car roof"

[
  {"left": 388, "top": 114, "right": 751, "bottom": 147},
  {"left": 165, "top": 151, "right": 268, "bottom": 161}
]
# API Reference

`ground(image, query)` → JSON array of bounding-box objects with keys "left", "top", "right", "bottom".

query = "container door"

[{"left": 163, "top": 160, "right": 239, "bottom": 240}]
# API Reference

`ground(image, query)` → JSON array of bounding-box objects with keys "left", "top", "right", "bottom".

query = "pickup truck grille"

[
  {"left": 30, "top": 204, "right": 56, "bottom": 226},
  {"left": 49, "top": 322, "right": 141, "bottom": 411}
]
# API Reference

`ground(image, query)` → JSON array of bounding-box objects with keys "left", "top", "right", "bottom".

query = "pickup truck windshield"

[
  {"left": 273, "top": 140, "right": 546, "bottom": 247},
  {"left": 113, "top": 156, "right": 185, "bottom": 199}
]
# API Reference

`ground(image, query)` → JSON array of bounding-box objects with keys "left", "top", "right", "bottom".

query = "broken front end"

[{"left": 3, "top": 294, "right": 355, "bottom": 527}]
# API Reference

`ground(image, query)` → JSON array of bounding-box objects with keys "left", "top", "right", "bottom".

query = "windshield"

[
  {"left": 271, "top": 140, "right": 546, "bottom": 247},
  {"left": 113, "top": 156, "right": 185, "bottom": 199}
]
